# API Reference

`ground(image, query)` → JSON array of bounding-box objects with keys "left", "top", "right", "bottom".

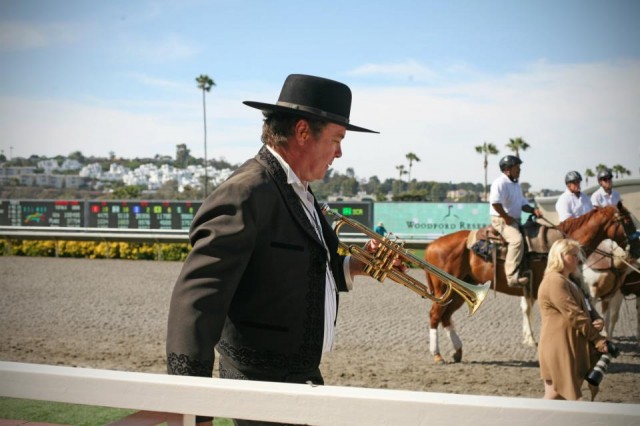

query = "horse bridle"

[
  {"left": 610, "top": 210, "right": 640, "bottom": 258},
  {"left": 539, "top": 210, "right": 640, "bottom": 263}
]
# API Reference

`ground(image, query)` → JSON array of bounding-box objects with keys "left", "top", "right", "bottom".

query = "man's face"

[
  {"left": 506, "top": 164, "right": 521, "bottom": 181},
  {"left": 599, "top": 177, "right": 613, "bottom": 191},
  {"left": 567, "top": 180, "right": 581, "bottom": 194},
  {"left": 300, "top": 122, "right": 345, "bottom": 182}
]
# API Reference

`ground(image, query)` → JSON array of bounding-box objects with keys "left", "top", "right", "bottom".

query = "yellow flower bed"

[{"left": 0, "top": 239, "right": 190, "bottom": 261}]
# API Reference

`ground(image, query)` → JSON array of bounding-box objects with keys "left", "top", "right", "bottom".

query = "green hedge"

[
  {"left": 0, "top": 239, "right": 191, "bottom": 261},
  {"left": 0, "top": 239, "right": 425, "bottom": 264}
]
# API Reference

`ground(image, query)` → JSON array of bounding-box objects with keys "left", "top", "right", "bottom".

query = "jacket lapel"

[{"left": 256, "top": 146, "right": 325, "bottom": 248}]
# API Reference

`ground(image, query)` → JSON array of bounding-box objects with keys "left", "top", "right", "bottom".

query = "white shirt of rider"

[
  {"left": 556, "top": 189, "right": 593, "bottom": 222},
  {"left": 489, "top": 173, "right": 527, "bottom": 220},
  {"left": 591, "top": 187, "right": 621, "bottom": 207}
]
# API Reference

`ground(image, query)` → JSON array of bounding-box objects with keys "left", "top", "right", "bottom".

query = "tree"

[
  {"left": 361, "top": 175, "right": 381, "bottom": 196},
  {"left": 175, "top": 144, "right": 190, "bottom": 169},
  {"left": 340, "top": 178, "right": 359, "bottom": 196},
  {"left": 612, "top": 164, "right": 631, "bottom": 179},
  {"left": 405, "top": 152, "right": 421, "bottom": 182},
  {"left": 505, "top": 137, "right": 530, "bottom": 158},
  {"left": 584, "top": 168, "right": 594, "bottom": 187},
  {"left": 111, "top": 185, "right": 143, "bottom": 199},
  {"left": 346, "top": 167, "right": 355, "bottom": 178},
  {"left": 475, "top": 142, "right": 499, "bottom": 201},
  {"left": 68, "top": 150, "right": 85, "bottom": 163},
  {"left": 595, "top": 163, "right": 608, "bottom": 173},
  {"left": 196, "top": 74, "right": 216, "bottom": 198},
  {"left": 395, "top": 164, "right": 407, "bottom": 181},
  {"left": 430, "top": 182, "right": 447, "bottom": 202}
]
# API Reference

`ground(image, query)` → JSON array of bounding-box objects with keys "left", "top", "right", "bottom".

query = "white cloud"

[
  {"left": 0, "top": 95, "right": 257, "bottom": 162},
  {"left": 341, "top": 59, "right": 640, "bottom": 191},
  {"left": 129, "top": 73, "right": 193, "bottom": 93},
  {"left": 0, "top": 20, "right": 80, "bottom": 51},
  {"left": 1, "top": 59, "right": 638, "bottom": 193},
  {"left": 347, "top": 59, "right": 438, "bottom": 83},
  {"left": 120, "top": 33, "right": 199, "bottom": 62}
]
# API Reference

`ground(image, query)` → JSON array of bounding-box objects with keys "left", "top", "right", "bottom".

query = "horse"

[
  {"left": 423, "top": 204, "right": 639, "bottom": 364},
  {"left": 618, "top": 270, "right": 640, "bottom": 342},
  {"left": 583, "top": 242, "right": 640, "bottom": 340}
]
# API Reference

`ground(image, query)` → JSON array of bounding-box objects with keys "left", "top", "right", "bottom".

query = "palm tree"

[
  {"left": 475, "top": 142, "right": 499, "bottom": 201},
  {"left": 595, "top": 163, "right": 609, "bottom": 173},
  {"left": 505, "top": 137, "right": 530, "bottom": 159},
  {"left": 584, "top": 168, "right": 595, "bottom": 187},
  {"left": 196, "top": 74, "right": 216, "bottom": 198},
  {"left": 395, "top": 164, "right": 407, "bottom": 181},
  {"left": 405, "top": 152, "right": 421, "bottom": 182},
  {"left": 612, "top": 164, "right": 631, "bottom": 179}
]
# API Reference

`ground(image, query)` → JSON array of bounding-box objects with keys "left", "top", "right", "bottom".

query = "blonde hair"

[{"left": 545, "top": 238, "right": 583, "bottom": 274}]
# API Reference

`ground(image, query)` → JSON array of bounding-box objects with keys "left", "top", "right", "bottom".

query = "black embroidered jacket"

[{"left": 166, "top": 146, "right": 347, "bottom": 379}]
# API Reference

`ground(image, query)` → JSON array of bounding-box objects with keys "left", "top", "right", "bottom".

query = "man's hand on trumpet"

[{"left": 348, "top": 238, "right": 408, "bottom": 279}]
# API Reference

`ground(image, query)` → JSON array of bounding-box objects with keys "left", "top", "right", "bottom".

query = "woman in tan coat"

[{"left": 538, "top": 238, "right": 609, "bottom": 400}]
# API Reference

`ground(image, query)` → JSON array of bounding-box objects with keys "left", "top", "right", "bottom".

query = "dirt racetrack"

[{"left": 1, "top": 256, "right": 639, "bottom": 404}]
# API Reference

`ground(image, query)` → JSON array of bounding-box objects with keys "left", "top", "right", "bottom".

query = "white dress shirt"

[
  {"left": 591, "top": 187, "right": 621, "bottom": 207},
  {"left": 489, "top": 173, "right": 528, "bottom": 220},
  {"left": 267, "top": 145, "right": 353, "bottom": 353},
  {"left": 556, "top": 189, "right": 593, "bottom": 222}
]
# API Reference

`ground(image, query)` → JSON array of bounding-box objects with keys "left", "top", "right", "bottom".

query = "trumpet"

[{"left": 322, "top": 204, "right": 489, "bottom": 315}]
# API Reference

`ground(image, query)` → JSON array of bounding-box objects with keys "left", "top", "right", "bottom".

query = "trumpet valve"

[{"left": 362, "top": 245, "right": 402, "bottom": 282}]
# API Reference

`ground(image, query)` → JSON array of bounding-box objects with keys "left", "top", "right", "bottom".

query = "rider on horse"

[
  {"left": 591, "top": 169, "right": 621, "bottom": 208},
  {"left": 489, "top": 155, "right": 542, "bottom": 287},
  {"left": 556, "top": 171, "right": 593, "bottom": 222}
]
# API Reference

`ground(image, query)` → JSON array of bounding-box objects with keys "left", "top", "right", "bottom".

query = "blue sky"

[{"left": 1, "top": 0, "right": 639, "bottom": 191}]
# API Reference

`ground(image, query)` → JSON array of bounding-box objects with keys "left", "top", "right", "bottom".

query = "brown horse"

[{"left": 424, "top": 204, "right": 639, "bottom": 364}]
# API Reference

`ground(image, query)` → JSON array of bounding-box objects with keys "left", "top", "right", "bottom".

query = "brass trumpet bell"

[{"left": 322, "top": 204, "right": 489, "bottom": 315}]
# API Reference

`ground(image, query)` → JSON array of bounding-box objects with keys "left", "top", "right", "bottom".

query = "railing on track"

[
  {"left": 2, "top": 361, "right": 638, "bottom": 426},
  {"left": 0, "top": 226, "right": 436, "bottom": 253}
]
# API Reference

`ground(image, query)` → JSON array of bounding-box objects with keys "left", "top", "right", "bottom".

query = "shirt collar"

[{"left": 265, "top": 145, "right": 308, "bottom": 191}]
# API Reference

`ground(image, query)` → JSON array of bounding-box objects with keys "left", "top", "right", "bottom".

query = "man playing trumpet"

[{"left": 167, "top": 74, "right": 380, "bottom": 425}]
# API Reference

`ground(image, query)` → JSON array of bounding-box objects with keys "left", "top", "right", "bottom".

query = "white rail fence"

[{"left": 1, "top": 361, "right": 639, "bottom": 426}]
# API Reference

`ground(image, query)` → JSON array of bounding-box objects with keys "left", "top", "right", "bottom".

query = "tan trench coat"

[{"left": 537, "top": 271, "right": 606, "bottom": 400}]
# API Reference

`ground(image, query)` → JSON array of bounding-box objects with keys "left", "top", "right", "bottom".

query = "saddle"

[
  {"left": 467, "top": 216, "right": 554, "bottom": 263},
  {"left": 466, "top": 225, "right": 505, "bottom": 262}
]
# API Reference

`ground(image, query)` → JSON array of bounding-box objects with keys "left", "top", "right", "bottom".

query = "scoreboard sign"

[
  {"left": 0, "top": 199, "right": 202, "bottom": 230},
  {"left": 0, "top": 199, "right": 373, "bottom": 232},
  {"left": 87, "top": 201, "right": 202, "bottom": 229},
  {"left": 0, "top": 200, "right": 83, "bottom": 227},
  {"left": 323, "top": 201, "right": 373, "bottom": 234}
]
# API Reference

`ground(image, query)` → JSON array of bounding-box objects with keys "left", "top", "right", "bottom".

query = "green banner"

[{"left": 374, "top": 202, "right": 490, "bottom": 237}]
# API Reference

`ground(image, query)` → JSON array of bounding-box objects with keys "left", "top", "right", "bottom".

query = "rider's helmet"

[
  {"left": 597, "top": 169, "right": 613, "bottom": 181},
  {"left": 565, "top": 170, "right": 582, "bottom": 184},
  {"left": 499, "top": 155, "right": 522, "bottom": 171}
]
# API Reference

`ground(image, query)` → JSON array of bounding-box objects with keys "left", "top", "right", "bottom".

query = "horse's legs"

[
  {"left": 605, "top": 291, "right": 624, "bottom": 338},
  {"left": 429, "top": 295, "right": 464, "bottom": 363},
  {"left": 636, "top": 297, "right": 640, "bottom": 345},
  {"left": 429, "top": 319, "right": 463, "bottom": 364},
  {"left": 429, "top": 303, "right": 445, "bottom": 364},
  {"left": 521, "top": 296, "right": 537, "bottom": 346},
  {"left": 444, "top": 322, "right": 463, "bottom": 363},
  {"left": 601, "top": 299, "right": 610, "bottom": 338},
  {"left": 440, "top": 297, "right": 464, "bottom": 362}
]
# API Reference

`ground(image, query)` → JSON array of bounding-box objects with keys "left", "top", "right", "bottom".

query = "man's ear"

[{"left": 294, "top": 119, "right": 310, "bottom": 144}]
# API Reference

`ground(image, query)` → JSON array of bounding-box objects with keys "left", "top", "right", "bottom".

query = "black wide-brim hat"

[{"left": 243, "top": 74, "right": 378, "bottom": 133}]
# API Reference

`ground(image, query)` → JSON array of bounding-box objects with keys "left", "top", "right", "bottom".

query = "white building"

[{"left": 79, "top": 163, "right": 103, "bottom": 178}]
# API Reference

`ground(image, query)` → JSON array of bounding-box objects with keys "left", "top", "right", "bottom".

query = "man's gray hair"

[{"left": 261, "top": 112, "right": 328, "bottom": 148}]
